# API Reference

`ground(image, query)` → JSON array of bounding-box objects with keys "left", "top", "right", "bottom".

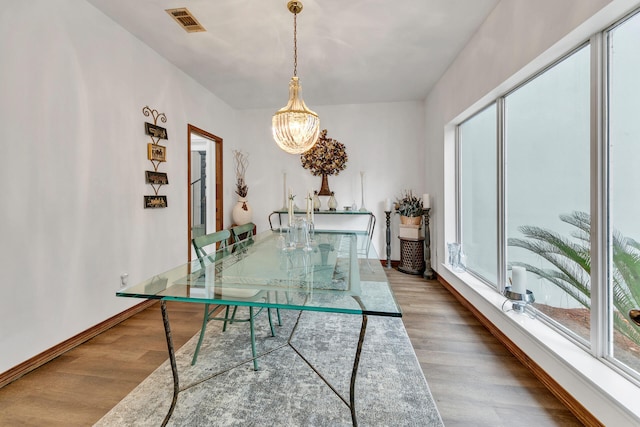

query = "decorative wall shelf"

[{"left": 142, "top": 106, "right": 168, "bottom": 208}]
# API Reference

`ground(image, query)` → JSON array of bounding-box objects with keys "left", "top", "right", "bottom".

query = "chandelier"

[{"left": 272, "top": 0, "right": 320, "bottom": 154}]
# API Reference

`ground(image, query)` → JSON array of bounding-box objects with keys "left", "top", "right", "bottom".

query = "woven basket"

[{"left": 400, "top": 215, "right": 421, "bottom": 225}]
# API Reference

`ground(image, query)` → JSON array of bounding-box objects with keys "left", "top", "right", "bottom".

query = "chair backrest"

[
  {"left": 192, "top": 229, "right": 231, "bottom": 267},
  {"left": 230, "top": 222, "right": 255, "bottom": 252}
]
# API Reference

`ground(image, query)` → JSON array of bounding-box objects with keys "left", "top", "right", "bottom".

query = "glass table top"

[{"left": 117, "top": 230, "right": 401, "bottom": 317}]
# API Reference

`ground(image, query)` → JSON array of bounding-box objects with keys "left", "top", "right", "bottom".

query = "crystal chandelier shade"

[
  {"left": 272, "top": 1, "right": 320, "bottom": 154},
  {"left": 272, "top": 77, "right": 320, "bottom": 154}
]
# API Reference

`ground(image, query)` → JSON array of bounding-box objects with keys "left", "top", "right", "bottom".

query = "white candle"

[
  {"left": 511, "top": 266, "right": 527, "bottom": 295},
  {"left": 423, "top": 193, "right": 431, "bottom": 209},
  {"left": 288, "top": 192, "right": 294, "bottom": 227},
  {"left": 385, "top": 198, "right": 392, "bottom": 211},
  {"left": 306, "top": 192, "right": 311, "bottom": 222}
]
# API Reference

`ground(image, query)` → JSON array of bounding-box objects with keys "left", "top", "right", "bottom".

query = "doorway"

[{"left": 188, "top": 124, "right": 223, "bottom": 261}]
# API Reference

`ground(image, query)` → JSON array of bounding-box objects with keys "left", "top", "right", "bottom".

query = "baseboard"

[
  {"left": 0, "top": 299, "right": 157, "bottom": 389},
  {"left": 436, "top": 276, "right": 603, "bottom": 427}
]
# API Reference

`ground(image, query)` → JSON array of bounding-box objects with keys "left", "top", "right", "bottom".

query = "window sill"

[{"left": 438, "top": 264, "right": 640, "bottom": 426}]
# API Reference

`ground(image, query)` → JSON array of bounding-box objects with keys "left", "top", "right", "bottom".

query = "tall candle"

[
  {"left": 288, "top": 190, "right": 294, "bottom": 227},
  {"left": 511, "top": 266, "right": 527, "bottom": 295},
  {"left": 306, "top": 192, "right": 311, "bottom": 222},
  {"left": 310, "top": 198, "right": 314, "bottom": 223},
  {"left": 423, "top": 193, "right": 431, "bottom": 209},
  {"left": 385, "top": 198, "right": 392, "bottom": 211}
]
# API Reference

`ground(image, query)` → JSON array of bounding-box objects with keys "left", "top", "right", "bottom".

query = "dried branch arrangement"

[{"left": 233, "top": 150, "right": 249, "bottom": 197}]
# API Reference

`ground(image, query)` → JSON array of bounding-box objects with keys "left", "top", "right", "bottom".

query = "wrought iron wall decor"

[
  {"left": 143, "top": 106, "right": 168, "bottom": 208},
  {"left": 145, "top": 171, "right": 169, "bottom": 185}
]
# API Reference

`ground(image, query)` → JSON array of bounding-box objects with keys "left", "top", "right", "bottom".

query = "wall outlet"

[{"left": 120, "top": 273, "right": 129, "bottom": 288}]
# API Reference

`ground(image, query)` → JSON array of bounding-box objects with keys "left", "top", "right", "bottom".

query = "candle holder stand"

[
  {"left": 385, "top": 211, "right": 392, "bottom": 268},
  {"left": 503, "top": 287, "right": 536, "bottom": 315},
  {"left": 423, "top": 208, "right": 435, "bottom": 279}
]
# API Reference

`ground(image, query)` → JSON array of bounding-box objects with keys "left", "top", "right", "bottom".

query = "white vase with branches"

[{"left": 232, "top": 150, "right": 252, "bottom": 225}]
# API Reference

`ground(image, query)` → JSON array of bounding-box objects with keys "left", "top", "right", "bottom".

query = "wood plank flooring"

[
  {"left": 0, "top": 269, "right": 582, "bottom": 426},
  {"left": 388, "top": 268, "right": 582, "bottom": 426}
]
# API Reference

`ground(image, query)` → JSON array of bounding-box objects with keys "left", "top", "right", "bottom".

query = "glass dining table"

[{"left": 116, "top": 229, "right": 402, "bottom": 426}]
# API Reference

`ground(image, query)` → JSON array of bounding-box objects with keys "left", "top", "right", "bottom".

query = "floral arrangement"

[
  {"left": 233, "top": 150, "right": 248, "bottom": 198},
  {"left": 396, "top": 190, "right": 424, "bottom": 217},
  {"left": 300, "top": 129, "right": 348, "bottom": 176}
]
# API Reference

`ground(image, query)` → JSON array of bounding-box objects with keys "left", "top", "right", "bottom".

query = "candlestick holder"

[
  {"left": 359, "top": 171, "right": 367, "bottom": 211},
  {"left": 503, "top": 287, "right": 535, "bottom": 315},
  {"left": 385, "top": 211, "right": 392, "bottom": 268},
  {"left": 423, "top": 208, "right": 435, "bottom": 279}
]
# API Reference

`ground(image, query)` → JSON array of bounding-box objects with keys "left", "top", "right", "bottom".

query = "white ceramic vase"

[
  {"left": 328, "top": 193, "right": 338, "bottom": 211},
  {"left": 232, "top": 197, "right": 253, "bottom": 225}
]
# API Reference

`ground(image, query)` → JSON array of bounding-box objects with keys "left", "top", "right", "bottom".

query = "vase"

[
  {"left": 232, "top": 197, "right": 253, "bottom": 225},
  {"left": 400, "top": 215, "right": 421, "bottom": 225},
  {"left": 319, "top": 174, "right": 331, "bottom": 196},
  {"left": 313, "top": 192, "right": 321, "bottom": 211},
  {"left": 328, "top": 193, "right": 338, "bottom": 211},
  {"left": 447, "top": 242, "right": 465, "bottom": 272}
]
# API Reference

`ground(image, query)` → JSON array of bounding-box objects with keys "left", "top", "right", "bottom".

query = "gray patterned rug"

[{"left": 96, "top": 308, "right": 443, "bottom": 426}]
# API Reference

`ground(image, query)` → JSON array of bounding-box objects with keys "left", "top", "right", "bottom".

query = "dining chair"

[
  {"left": 191, "top": 229, "right": 231, "bottom": 365},
  {"left": 191, "top": 228, "right": 275, "bottom": 370},
  {"left": 230, "top": 223, "right": 282, "bottom": 328},
  {"left": 230, "top": 222, "right": 256, "bottom": 251}
]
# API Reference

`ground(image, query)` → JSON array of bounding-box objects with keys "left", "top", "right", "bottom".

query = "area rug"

[{"left": 96, "top": 308, "right": 443, "bottom": 426}]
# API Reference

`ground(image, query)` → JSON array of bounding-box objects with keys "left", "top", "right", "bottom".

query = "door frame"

[{"left": 187, "top": 124, "right": 223, "bottom": 261}]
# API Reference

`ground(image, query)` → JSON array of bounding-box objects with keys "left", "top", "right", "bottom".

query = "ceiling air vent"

[{"left": 165, "top": 8, "right": 206, "bottom": 33}]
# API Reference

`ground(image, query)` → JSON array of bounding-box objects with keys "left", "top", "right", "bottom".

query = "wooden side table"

[{"left": 398, "top": 236, "right": 425, "bottom": 275}]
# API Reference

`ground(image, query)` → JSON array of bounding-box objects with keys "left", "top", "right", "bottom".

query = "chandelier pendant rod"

[{"left": 293, "top": 12, "right": 298, "bottom": 77}]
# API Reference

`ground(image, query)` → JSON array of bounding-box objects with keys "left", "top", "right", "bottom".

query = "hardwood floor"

[
  {"left": 0, "top": 269, "right": 582, "bottom": 426},
  {"left": 0, "top": 302, "right": 204, "bottom": 426},
  {"left": 388, "top": 268, "right": 582, "bottom": 426}
]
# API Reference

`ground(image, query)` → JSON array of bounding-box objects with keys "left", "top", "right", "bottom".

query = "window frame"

[{"left": 454, "top": 10, "right": 640, "bottom": 384}]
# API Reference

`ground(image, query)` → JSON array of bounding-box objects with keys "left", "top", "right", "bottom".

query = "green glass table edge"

[
  {"left": 141, "top": 295, "right": 401, "bottom": 317},
  {"left": 116, "top": 230, "right": 401, "bottom": 317}
]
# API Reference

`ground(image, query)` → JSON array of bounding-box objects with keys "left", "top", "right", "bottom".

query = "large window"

[
  {"left": 459, "top": 105, "right": 498, "bottom": 284},
  {"left": 607, "top": 12, "right": 640, "bottom": 373},
  {"left": 456, "top": 8, "right": 640, "bottom": 382},
  {"left": 505, "top": 45, "right": 591, "bottom": 343}
]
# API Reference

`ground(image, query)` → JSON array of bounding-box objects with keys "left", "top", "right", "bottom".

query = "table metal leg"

[
  {"left": 287, "top": 307, "right": 368, "bottom": 427},
  {"left": 157, "top": 299, "right": 370, "bottom": 426},
  {"left": 349, "top": 313, "right": 368, "bottom": 427},
  {"left": 160, "top": 301, "right": 179, "bottom": 427}
]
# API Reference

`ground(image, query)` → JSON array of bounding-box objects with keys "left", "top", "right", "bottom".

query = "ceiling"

[{"left": 86, "top": 0, "right": 499, "bottom": 110}]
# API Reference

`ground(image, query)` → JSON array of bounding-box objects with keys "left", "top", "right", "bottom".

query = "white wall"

[
  {"left": 0, "top": 1, "right": 426, "bottom": 374},
  {"left": 0, "top": 0, "right": 239, "bottom": 373},
  {"left": 236, "top": 102, "right": 425, "bottom": 259},
  {"left": 424, "top": 0, "right": 640, "bottom": 424}
]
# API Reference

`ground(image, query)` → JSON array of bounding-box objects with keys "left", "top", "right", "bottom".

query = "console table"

[{"left": 269, "top": 210, "right": 376, "bottom": 258}]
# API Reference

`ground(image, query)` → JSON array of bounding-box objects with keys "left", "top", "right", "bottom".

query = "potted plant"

[{"left": 396, "top": 190, "right": 423, "bottom": 225}]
